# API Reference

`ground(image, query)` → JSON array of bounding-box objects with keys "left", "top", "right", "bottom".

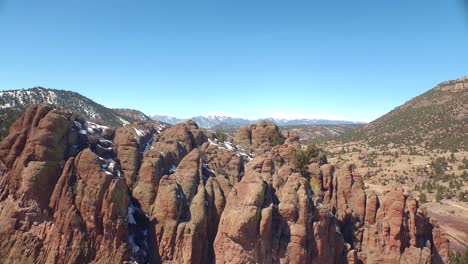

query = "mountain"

[
  {"left": 281, "top": 124, "right": 363, "bottom": 144},
  {"left": 0, "top": 105, "right": 450, "bottom": 263},
  {"left": 112, "top": 108, "right": 154, "bottom": 123},
  {"left": 152, "top": 113, "right": 363, "bottom": 129},
  {"left": 151, "top": 114, "right": 185, "bottom": 125},
  {"left": 263, "top": 117, "right": 363, "bottom": 126},
  {"left": 340, "top": 77, "right": 468, "bottom": 150},
  {"left": 0, "top": 87, "right": 150, "bottom": 139},
  {"left": 192, "top": 114, "right": 253, "bottom": 128}
]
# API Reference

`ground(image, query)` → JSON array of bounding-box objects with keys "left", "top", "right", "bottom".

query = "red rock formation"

[
  {"left": 0, "top": 105, "right": 76, "bottom": 208},
  {"left": 0, "top": 105, "right": 133, "bottom": 263},
  {"left": 214, "top": 156, "right": 346, "bottom": 264},
  {"left": 215, "top": 154, "right": 451, "bottom": 264},
  {"left": 234, "top": 121, "right": 285, "bottom": 154},
  {"left": 0, "top": 107, "right": 451, "bottom": 264},
  {"left": 149, "top": 148, "right": 230, "bottom": 264}
]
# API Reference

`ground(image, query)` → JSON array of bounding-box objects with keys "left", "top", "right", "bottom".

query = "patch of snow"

[
  {"left": 128, "top": 234, "right": 140, "bottom": 253},
  {"left": 223, "top": 142, "right": 234, "bottom": 150},
  {"left": 108, "top": 160, "right": 116, "bottom": 172},
  {"left": 169, "top": 165, "right": 176, "bottom": 174},
  {"left": 0, "top": 103, "right": 12, "bottom": 109},
  {"left": 99, "top": 139, "right": 113, "bottom": 145},
  {"left": 144, "top": 137, "right": 153, "bottom": 153},
  {"left": 73, "top": 121, "right": 83, "bottom": 129},
  {"left": 133, "top": 127, "right": 145, "bottom": 137},
  {"left": 127, "top": 203, "right": 137, "bottom": 225},
  {"left": 46, "top": 91, "right": 57, "bottom": 104},
  {"left": 202, "top": 162, "right": 215, "bottom": 174},
  {"left": 208, "top": 139, "right": 219, "bottom": 146},
  {"left": 97, "top": 145, "right": 113, "bottom": 151},
  {"left": 87, "top": 121, "right": 109, "bottom": 130}
]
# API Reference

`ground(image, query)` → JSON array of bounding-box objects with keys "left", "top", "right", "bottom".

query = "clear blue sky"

[{"left": 0, "top": 0, "right": 467, "bottom": 122}]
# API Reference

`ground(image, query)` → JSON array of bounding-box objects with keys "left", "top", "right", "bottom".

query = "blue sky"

[{"left": 0, "top": 0, "right": 467, "bottom": 122}]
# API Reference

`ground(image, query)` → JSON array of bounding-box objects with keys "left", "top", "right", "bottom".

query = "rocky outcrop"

[
  {"left": 235, "top": 121, "right": 285, "bottom": 154},
  {"left": 214, "top": 155, "right": 347, "bottom": 264},
  {"left": 0, "top": 106, "right": 451, "bottom": 264},
  {"left": 149, "top": 148, "right": 231, "bottom": 263},
  {"left": 0, "top": 104, "right": 77, "bottom": 208},
  {"left": 132, "top": 121, "right": 210, "bottom": 213},
  {"left": 215, "top": 154, "right": 451, "bottom": 264},
  {"left": 114, "top": 123, "right": 163, "bottom": 188},
  {"left": 358, "top": 189, "right": 451, "bottom": 263},
  {"left": 44, "top": 149, "right": 130, "bottom": 263},
  {"left": 0, "top": 106, "right": 133, "bottom": 264}
]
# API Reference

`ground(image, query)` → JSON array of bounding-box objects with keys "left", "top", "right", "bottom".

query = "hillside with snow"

[{"left": 0, "top": 87, "right": 150, "bottom": 139}]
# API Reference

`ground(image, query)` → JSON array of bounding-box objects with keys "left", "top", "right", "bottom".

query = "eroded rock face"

[
  {"left": 45, "top": 149, "right": 130, "bottom": 263},
  {"left": 132, "top": 121, "right": 211, "bottom": 212},
  {"left": 149, "top": 148, "right": 231, "bottom": 264},
  {"left": 215, "top": 154, "right": 451, "bottom": 264},
  {"left": 0, "top": 105, "right": 76, "bottom": 208},
  {"left": 214, "top": 155, "right": 347, "bottom": 264},
  {"left": 235, "top": 121, "right": 285, "bottom": 154},
  {"left": 0, "top": 105, "right": 135, "bottom": 264},
  {"left": 0, "top": 107, "right": 451, "bottom": 264}
]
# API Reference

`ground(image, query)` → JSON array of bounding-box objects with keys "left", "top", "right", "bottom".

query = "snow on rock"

[
  {"left": 202, "top": 162, "right": 215, "bottom": 174},
  {"left": 208, "top": 139, "right": 254, "bottom": 162},
  {"left": 87, "top": 121, "right": 109, "bottom": 131},
  {"left": 0, "top": 103, "right": 12, "bottom": 109},
  {"left": 128, "top": 234, "right": 140, "bottom": 253},
  {"left": 143, "top": 137, "right": 153, "bottom": 153},
  {"left": 169, "top": 165, "right": 176, "bottom": 174},
  {"left": 127, "top": 202, "right": 138, "bottom": 225},
  {"left": 224, "top": 142, "right": 234, "bottom": 150},
  {"left": 117, "top": 116, "right": 130, "bottom": 125},
  {"left": 133, "top": 127, "right": 145, "bottom": 137}
]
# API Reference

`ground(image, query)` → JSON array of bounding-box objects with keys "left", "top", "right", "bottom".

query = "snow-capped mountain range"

[{"left": 152, "top": 113, "right": 364, "bottom": 128}]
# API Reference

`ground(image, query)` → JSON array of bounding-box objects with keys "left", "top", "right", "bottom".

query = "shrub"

[
  {"left": 435, "top": 189, "right": 443, "bottom": 202},
  {"left": 450, "top": 249, "right": 468, "bottom": 264},
  {"left": 270, "top": 131, "right": 284, "bottom": 146},
  {"left": 292, "top": 144, "right": 323, "bottom": 178},
  {"left": 431, "top": 157, "right": 447, "bottom": 177},
  {"left": 310, "top": 177, "right": 322, "bottom": 197},
  {"left": 215, "top": 130, "right": 226, "bottom": 142},
  {"left": 419, "top": 193, "right": 427, "bottom": 204}
]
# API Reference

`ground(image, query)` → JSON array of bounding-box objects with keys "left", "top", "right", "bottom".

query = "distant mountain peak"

[
  {"left": 200, "top": 112, "right": 241, "bottom": 119},
  {"left": 151, "top": 113, "right": 362, "bottom": 129}
]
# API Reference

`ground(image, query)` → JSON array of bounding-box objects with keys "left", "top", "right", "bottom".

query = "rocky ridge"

[
  {"left": 0, "top": 104, "right": 451, "bottom": 263},
  {"left": 0, "top": 87, "right": 153, "bottom": 140}
]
